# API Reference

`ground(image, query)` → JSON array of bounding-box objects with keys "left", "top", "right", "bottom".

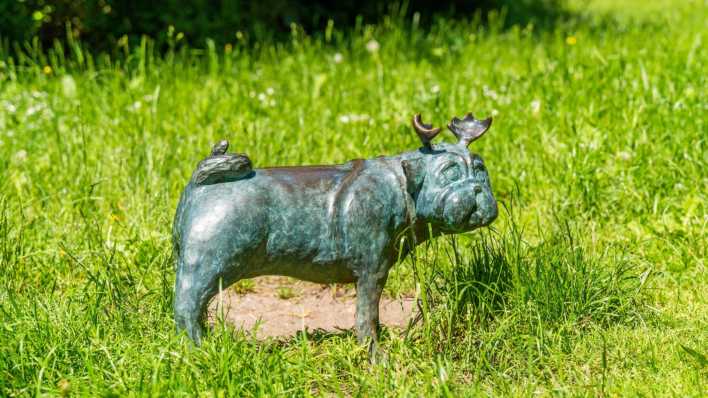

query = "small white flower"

[
  {"left": 130, "top": 101, "right": 142, "bottom": 111},
  {"left": 618, "top": 151, "right": 632, "bottom": 160},
  {"left": 266, "top": 87, "right": 274, "bottom": 95},
  {"left": 483, "top": 85, "right": 499, "bottom": 100},
  {"left": 339, "top": 114, "right": 370, "bottom": 124},
  {"left": 431, "top": 84, "right": 440, "bottom": 94},
  {"left": 14, "top": 150, "right": 28, "bottom": 162},
  {"left": 366, "top": 39, "right": 380, "bottom": 53},
  {"left": 3, "top": 101, "right": 16, "bottom": 113},
  {"left": 257, "top": 93, "right": 267, "bottom": 102},
  {"left": 61, "top": 75, "right": 77, "bottom": 98},
  {"left": 26, "top": 104, "right": 43, "bottom": 116},
  {"left": 530, "top": 99, "right": 541, "bottom": 115},
  {"left": 491, "top": 109, "right": 499, "bottom": 116},
  {"left": 333, "top": 52, "right": 343, "bottom": 63}
]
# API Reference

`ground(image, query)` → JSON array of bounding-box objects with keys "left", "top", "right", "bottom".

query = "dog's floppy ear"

[{"left": 401, "top": 158, "right": 425, "bottom": 197}]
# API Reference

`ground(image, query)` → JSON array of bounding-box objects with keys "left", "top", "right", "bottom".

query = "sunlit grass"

[{"left": 0, "top": 0, "right": 706, "bottom": 395}]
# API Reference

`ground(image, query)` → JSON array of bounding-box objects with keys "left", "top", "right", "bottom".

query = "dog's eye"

[{"left": 441, "top": 164, "right": 462, "bottom": 183}]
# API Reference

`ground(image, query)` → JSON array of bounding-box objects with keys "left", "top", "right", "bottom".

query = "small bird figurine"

[{"left": 211, "top": 140, "right": 229, "bottom": 156}]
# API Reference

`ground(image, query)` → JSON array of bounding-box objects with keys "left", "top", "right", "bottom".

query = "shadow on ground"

[{"left": 208, "top": 276, "right": 416, "bottom": 340}]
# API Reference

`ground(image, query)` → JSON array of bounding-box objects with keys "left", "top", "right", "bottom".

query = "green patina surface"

[{"left": 173, "top": 118, "right": 497, "bottom": 356}]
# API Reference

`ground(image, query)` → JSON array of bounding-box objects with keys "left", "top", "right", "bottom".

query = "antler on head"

[
  {"left": 448, "top": 113, "right": 492, "bottom": 147},
  {"left": 412, "top": 114, "right": 441, "bottom": 148}
]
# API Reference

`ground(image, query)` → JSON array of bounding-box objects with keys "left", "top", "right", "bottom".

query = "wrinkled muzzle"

[{"left": 439, "top": 181, "right": 498, "bottom": 232}]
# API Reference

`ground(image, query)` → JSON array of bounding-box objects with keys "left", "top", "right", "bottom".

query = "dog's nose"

[{"left": 473, "top": 185, "right": 483, "bottom": 194}]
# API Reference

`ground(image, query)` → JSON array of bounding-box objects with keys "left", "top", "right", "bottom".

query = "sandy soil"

[{"left": 207, "top": 276, "right": 416, "bottom": 339}]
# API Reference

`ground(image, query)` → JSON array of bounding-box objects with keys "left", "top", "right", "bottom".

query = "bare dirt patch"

[{"left": 208, "top": 276, "right": 416, "bottom": 339}]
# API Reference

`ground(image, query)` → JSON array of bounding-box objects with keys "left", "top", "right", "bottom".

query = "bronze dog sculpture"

[{"left": 173, "top": 113, "right": 498, "bottom": 354}]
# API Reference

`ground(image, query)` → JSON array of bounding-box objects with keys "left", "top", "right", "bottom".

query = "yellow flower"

[
  {"left": 42, "top": 65, "right": 52, "bottom": 75},
  {"left": 110, "top": 214, "right": 121, "bottom": 223},
  {"left": 224, "top": 43, "right": 233, "bottom": 53},
  {"left": 566, "top": 36, "right": 577, "bottom": 45}
]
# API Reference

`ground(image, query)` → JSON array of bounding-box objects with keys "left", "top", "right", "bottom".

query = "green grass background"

[{"left": 1, "top": 0, "right": 706, "bottom": 395}]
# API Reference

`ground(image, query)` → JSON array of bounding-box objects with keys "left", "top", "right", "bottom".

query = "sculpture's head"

[{"left": 402, "top": 113, "right": 498, "bottom": 233}]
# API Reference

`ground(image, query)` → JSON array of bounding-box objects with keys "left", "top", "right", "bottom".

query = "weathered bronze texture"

[{"left": 173, "top": 113, "right": 498, "bottom": 356}]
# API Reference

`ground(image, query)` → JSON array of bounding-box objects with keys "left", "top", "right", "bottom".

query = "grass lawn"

[{"left": 1, "top": 0, "right": 706, "bottom": 395}]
